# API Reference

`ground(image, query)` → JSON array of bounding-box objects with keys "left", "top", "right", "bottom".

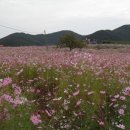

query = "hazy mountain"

[
  {"left": 34, "top": 30, "right": 84, "bottom": 45},
  {"left": 87, "top": 30, "right": 121, "bottom": 41},
  {"left": 87, "top": 25, "right": 130, "bottom": 42},
  {"left": 0, "top": 33, "right": 43, "bottom": 46},
  {"left": 0, "top": 30, "right": 84, "bottom": 46},
  {"left": 0, "top": 25, "right": 130, "bottom": 46},
  {"left": 113, "top": 25, "right": 130, "bottom": 41}
]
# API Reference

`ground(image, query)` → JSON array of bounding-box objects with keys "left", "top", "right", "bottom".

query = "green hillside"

[
  {"left": 87, "top": 25, "right": 130, "bottom": 43},
  {"left": 0, "top": 25, "right": 130, "bottom": 46},
  {"left": 0, "top": 31, "right": 83, "bottom": 46}
]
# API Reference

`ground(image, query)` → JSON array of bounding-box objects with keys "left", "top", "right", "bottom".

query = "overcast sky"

[{"left": 0, "top": 0, "right": 130, "bottom": 38}]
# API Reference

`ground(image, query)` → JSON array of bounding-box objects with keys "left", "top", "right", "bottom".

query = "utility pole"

[{"left": 44, "top": 29, "right": 48, "bottom": 50}]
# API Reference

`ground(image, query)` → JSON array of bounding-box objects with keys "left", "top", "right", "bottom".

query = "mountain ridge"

[{"left": 0, "top": 25, "right": 130, "bottom": 46}]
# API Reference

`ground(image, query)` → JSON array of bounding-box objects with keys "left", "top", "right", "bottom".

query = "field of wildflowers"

[{"left": 0, "top": 46, "right": 130, "bottom": 130}]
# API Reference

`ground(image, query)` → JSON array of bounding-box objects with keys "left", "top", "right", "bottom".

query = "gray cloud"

[{"left": 0, "top": 0, "right": 130, "bottom": 38}]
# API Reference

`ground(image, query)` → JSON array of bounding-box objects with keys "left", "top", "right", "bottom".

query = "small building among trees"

[{"left": 86, "top": 38, "right": 97, "bottom": 44}]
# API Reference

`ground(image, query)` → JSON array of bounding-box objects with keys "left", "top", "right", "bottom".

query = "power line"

[
  {"left": 0, "top": 24, "right": 33, "bottom": 34},
  {"left": 0, "top": 24, "right": 23, "bottom": 32}
]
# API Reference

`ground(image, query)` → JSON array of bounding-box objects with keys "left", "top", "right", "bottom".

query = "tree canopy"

[{"left": 59, "top": 33, "right": 86, "bottom": 50}]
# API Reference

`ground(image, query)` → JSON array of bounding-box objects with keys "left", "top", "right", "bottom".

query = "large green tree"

[{"left": 59, "top": 33, "right": 86, "bottom": 50}]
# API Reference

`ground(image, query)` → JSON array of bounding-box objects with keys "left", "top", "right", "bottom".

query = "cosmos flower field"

[{"left": 0, "top": 46, "right": 130, "bottom": 130}]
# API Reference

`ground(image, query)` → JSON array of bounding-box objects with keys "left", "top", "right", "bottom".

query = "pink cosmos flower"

[
  {"left": 13, "top": 96, "right": 22, "bottom": 106},
  {"left": 116, "top": 124, "right": 125, "bottom": 129},
  {"left": 123, "top": 87, "right": 130, "bottom": 95},
  {"left": 88, "top": 91, "right": 94, "bottom": 95},
  {"left": 76, "top": 100, "right": 81, "bottom": 107},
  {"left": 113, "top": 104, "right": 119, "bottom": 108},
  {"left": 125, "top": 87, "right": 130, "bottom": 92},
  {"left": 73, "top": 89, "right": 80, "bottom": 96},
  {"left": 122, "top": 91, "right": 129, "bottom": 96},
  {"left": 64, "top": 124, "right": 70, "bottom": 129},
  {"left": 36, "top": 89, "right": 40, "bottom": 93},
  {"left": 14, "top": 86, "right": 22, "bottom": 95},
  {"left": 111, "top": 98, "right": 117, "bottom": 102},
  {"left": 114, "top": 94, "right": 120, "bottom": 99},
  {"left": 98, "top": 121, "right": 104, "bottom": 126},
  {"left": 45, "top": 109, "right": 52, "bottom": 117},
  {"left": 48, "top": 92, "right": 52, "bottom": 96},
  {"left": 118, "top": 109, "right": 125, "bottom": 116},
  {"left": 2, "top": 77, "right": 12, "bottom": 86},
  {"left": 64, "top": 89, "right": 68, "bottom": 94},
  {"left": 120, "top": 96, "right": 126, "bottom": 101},
  {"left": 2, "top": 94, "right": 13, "bottom": 103},
  {"left": 30, "top": 114, "right": 42, "bottom": 125},
  {"left": 30, "top": 88, "right": 35, "bottom": 93},
  {"left": 77, "top": 71, "right": 83, "bottom": 75},
  {"left": 100, "top": 91, "right": 106, "bottom": 94}
]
